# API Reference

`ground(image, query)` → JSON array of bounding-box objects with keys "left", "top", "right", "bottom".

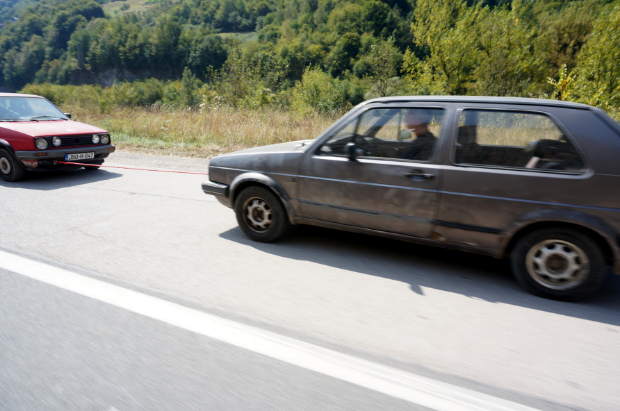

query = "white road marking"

[{"left": 0, "top": 249, "right": 539, "bottom": 411}]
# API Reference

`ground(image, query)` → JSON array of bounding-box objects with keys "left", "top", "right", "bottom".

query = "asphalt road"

[
  {"left": 0, "top": 267, "right": 430, "bottom": 411},
  {"left": 1, "top": 151, "right": 619, "bottom": 411}
]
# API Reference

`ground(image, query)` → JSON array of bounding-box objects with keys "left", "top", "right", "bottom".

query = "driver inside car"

[{"left": 399, "top": 109, "right": 437, "bottom": 161}]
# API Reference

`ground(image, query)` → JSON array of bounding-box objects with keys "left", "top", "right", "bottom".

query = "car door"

[
  {"left": 297, "top": 105, "right": 448, "bottom": 238},
  {"left": 436, "top": 105, "right": 593, "bottom": 250}
]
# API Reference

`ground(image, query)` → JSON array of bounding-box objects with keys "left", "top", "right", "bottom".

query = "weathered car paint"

[
  {"left": 499, "top": 209, "right": 620, "bottom": 262},
  {"left": 228, "top": 172, "right": 297, "bottom": 224},
  {"left": 204, "top": 96, "right": 620, "bottom": 273},
  {"left": 206, "top": 140, "right": 310, "bottom": 220},
  {"left": 297, "top": 156, "right": 442, "bottom": 237}
]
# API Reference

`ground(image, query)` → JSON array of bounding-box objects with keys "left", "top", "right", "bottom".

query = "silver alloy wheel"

[
  {"left": 525, "top": 239, "right": 590, "bottom": 290},
  {"left": 0, "top": 156, "right": 11, "bottom": 175},
  {"left": 244, "top": 197, "right": 273, "bottom": 232}
]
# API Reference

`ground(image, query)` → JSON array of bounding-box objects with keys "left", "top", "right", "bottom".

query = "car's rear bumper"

[{"left": 14, "top": 145, "right": 115, "bottom": 160}]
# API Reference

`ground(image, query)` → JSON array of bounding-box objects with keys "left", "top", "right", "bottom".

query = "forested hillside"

[{"left": 2, "top": 0, "right": 620, "bottom": 115}]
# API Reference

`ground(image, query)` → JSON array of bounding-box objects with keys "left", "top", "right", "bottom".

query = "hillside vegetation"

[{"left": 2, "top": 0, "right": 620, "bottom": 153}]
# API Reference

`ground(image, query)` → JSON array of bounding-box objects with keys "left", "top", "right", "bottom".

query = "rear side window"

[{"left": 454, "top": 110, "right": 585, "bottom": 172}]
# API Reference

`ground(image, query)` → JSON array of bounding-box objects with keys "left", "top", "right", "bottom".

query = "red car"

[{"left": 0, "top": 92, "right": 115, "bottom": 182}]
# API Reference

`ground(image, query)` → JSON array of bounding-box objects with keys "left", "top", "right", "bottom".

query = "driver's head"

[{"left": 404, "top": 109, "right": 432, "bottom": 134}]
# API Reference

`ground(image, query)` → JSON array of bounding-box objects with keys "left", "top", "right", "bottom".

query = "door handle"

[{"left": 404, "top": 170, "right": 434, "bottom": 180}]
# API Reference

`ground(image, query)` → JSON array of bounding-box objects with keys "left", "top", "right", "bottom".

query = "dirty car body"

[
  {"left": 0, "top": 93, "right": 115, "bottom": 182},
  {"left": 203, "top": 96, "right": 620, "bottom": 300}
]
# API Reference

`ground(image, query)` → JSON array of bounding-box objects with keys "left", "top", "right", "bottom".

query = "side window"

[
  {"left": 319, "top": 107, "right": 444, "bottom": 161},
  {"left": 454, "top": 110, "right": 585, "bottom": 172}
]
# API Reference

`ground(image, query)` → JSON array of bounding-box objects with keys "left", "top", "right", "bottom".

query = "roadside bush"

[
  {"left": 290, "top": 67, "right": 350, "bottom": 116},
  {"left": 21, "top": 83, "right": 71, "bottom": 105}
]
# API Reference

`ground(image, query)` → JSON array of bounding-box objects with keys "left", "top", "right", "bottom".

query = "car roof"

[
  {"left": 364, "top": 96, "right": 592, "bottom": 110},
  {"left": 0, "top": 92, "right": 42, "bottom": 98}
]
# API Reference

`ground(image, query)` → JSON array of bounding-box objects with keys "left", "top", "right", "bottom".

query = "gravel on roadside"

[{"left": 106, "top": 150, "right": 211, "bottom": 173}]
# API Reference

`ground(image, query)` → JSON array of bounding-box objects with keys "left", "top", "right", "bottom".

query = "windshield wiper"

[{"left": 28, "top": 115, "right": 64, "bottom": 120}]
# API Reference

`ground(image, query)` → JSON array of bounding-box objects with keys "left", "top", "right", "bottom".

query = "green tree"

[
  {"left": 408, "top": 0, "right": 481, "bottom": 95},
  {"left": 181, "top": 67, "right": 200, "bottom": 107},
  {"left": 571, "top": 4, "right": 620, "bottom": 108},
  {"left": 50, "top": 11, "right": 88, "bottom": 50},
  {"left": 472, "top": 1, "right": 545, "bottom": 96},
  {"left": 538, "top": 0, "right": 596, "bottom": 75},
  {"left": 361, "top": 1, "right": 390, "bottom": 38},
  {"left": 326, "top": 2, "right": 364, "bottom": 35},
  {"left": 326, "top": 32, "right": 360, "bottom": 77},
  {"left": 186, "top": 34, "right": 227, "bottom": 78},
  {"left": 151, "top": 14, "right": 183, "bottom": 73},
  {"left": 3, "top": 35, "right": 46, "bottom": 88},
  {"left": 361, "top": 37, "right": 402, "bottom": 97}
]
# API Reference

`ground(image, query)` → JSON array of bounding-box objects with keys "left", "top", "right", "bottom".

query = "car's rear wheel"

[
  {"left": 234, "top": 186, "right": 290, "bottom": 242},
  {"left": 0, "top": 149, "right": 24, "bottom": 182},
  {"left": 511, "top": 228, "right": 608, "bottom": 300}
]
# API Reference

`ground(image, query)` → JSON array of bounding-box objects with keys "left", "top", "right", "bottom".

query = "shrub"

[{"left": 290, "top": 67, "right": 350, "bottom": 116}]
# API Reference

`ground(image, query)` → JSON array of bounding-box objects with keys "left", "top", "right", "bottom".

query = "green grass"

[
  {"left": 102, "top": 0, "right": 157, "bottom": 15},
  {"left": 218, "top": 32, "right": 259, "bottom": 43}
]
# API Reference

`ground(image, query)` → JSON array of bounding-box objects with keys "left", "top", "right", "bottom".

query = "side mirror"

[
  {"left": 344, "top": 142, "right": 358, "bottom": 161},
  {"left": 64, "top": 113, "right": 72, "bottom": 119}
]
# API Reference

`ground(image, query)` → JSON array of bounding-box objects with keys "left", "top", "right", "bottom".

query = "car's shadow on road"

[
  {"left": 0, "top": 169, "right": 122, "bottom": 190},
  {"left": 220, "top": 225, "right": 620, "bottom": 327}
]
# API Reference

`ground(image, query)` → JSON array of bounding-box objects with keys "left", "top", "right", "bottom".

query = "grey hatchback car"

[{"left": 202, "top": 97, "right": 620, "bottom": 300}]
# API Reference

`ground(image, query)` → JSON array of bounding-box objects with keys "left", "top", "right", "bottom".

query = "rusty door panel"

[{"left": 298, "top": 155, "right": 441, "bottom": 237}]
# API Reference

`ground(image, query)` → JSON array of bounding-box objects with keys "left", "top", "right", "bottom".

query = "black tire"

[
  {"left": 0, "top": 149, "right": 25, "bottom": 182},
  {"left": 234, "top": 186, "right": 290, "bottom": 242},
  {"left": 511, "top": 228, "right": 608, "bottom": 301}
]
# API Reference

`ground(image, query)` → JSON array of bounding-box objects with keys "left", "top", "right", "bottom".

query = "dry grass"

[
  {"left": 467, "top": 112, "right": 563, "bottom": 147},
  {"left": 67, "top": 106, "right": 337, "bottom": 158},
  {"left": 477, "top": 127, "right": 562, "bottom": 146}
]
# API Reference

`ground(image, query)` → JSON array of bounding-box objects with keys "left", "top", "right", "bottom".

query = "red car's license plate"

[{"left": 65, "top": 152, "right": 95, "bottom": 161}]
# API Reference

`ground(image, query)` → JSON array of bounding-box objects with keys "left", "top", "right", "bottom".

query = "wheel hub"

[
  {"left": 546, "top": 254, "right": 568, "bottom": 273},
  {"left": 245, "top": 198, "right": 272, "bottom": 231},
  {"left": 0, "top": 157, "right": 10, "bottom": 175},
  {"left": 526, "top": 240, "right": 589, "bottom": 290}
]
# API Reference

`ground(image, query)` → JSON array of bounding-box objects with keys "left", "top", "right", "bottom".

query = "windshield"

[{"left": 0, "top": 97, "right": 67, "bottom": 121}]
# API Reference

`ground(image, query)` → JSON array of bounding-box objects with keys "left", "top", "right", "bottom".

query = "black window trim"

[
  {"left": 314, "top": 104, "right": 448, "bottom": 165},
  {"left": 448, "top": 106, "right": 591, "bottom": 176}
]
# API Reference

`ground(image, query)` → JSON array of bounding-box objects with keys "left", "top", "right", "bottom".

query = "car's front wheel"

[
  {"left": 234, "top": 186, "right": 290, "bottom": 242},
  {"left": 511, "top": 228, "right": 608, "bottom": 301},
  {"left": 0, "top": 149, "right": 24, "bottom": 182}
]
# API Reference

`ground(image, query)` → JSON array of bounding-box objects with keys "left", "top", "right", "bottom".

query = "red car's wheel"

[{"left": 0, "top": 149, "right": 24, "bottom": 182}]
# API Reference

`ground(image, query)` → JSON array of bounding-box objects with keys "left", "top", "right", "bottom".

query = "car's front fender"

[
  {"left": 229, "top": 172, "right": 297, "bottom": 225},
  {"left": 0, "top": 139, "right": 15, "bottom": 154}
]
